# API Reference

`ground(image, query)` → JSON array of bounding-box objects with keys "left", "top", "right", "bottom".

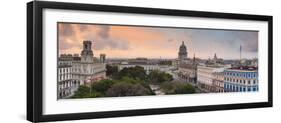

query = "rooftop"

[{"left": 229, "top": 66, "right": 258, "bottom": 71}]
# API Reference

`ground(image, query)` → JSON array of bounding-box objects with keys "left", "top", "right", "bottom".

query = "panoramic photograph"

[{"left": 57, "top": 22, "right": 259, "bottom": 99}]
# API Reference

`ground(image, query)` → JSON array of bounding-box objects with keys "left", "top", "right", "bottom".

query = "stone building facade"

[
  {"left": 178, "top": 55, "right": 197, "bottom": 84},
  {"left": 224, "top": 66, "right": 258, "bottom": 92},
  {"left": 178, "top": 41, "right": 188, "bottom": 60},
  {"left": 197, "top": 65, "right": 225, "bottom": 92},
  {"left": 117, "top": 58, "right": 160, "bottom": 74},
  {"left": 58, "top": 41, "right": 106, "bottom": 99},
  {"left": 58, "top": 54, "right": 78, "bottom": 99},
  {"left": 71, "top": 41, "right": 106, "bottom": 86},
  {"left": 211, "top": 72, "right": 224, "bottom": 92}
]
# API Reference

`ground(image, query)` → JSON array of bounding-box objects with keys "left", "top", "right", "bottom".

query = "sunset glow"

[{"left": 58, "top": 23, "right": 258, "bottom": 59}]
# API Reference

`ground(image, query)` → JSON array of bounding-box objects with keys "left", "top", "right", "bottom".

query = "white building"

[
  {"left": 58, "top": 41, "right": 106, "bottom": 99},
  {"left": 58, "top": 54, "right": 79, "bottom": 99},
  {"left": 197, "top": 64, "right": 230, "bottom": 92},
  {"left": 212, "top": 72, "right": 224, "bottom": 92},
  {"left": 178, "top": 56, "right": 197, "bottom": 84},
  {"left": 118, "top": 62, "right": 160, "bottom": 74},
  {"left": 72, "top": 41, "right": 106, "bottom": 86}
]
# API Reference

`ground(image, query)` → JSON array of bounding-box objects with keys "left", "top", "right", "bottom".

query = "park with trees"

[{"left": 71, "top": 65, "right": 195, "bottom": 99}]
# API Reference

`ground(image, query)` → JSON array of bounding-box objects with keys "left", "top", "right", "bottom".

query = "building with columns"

[
  {"left": 58, "top": 41, "right": 106, "bottom": 99},
  {"left": 58, "top": 54, "right": 78, "bottom": 99},
  {"left": 173, "top": 41, "right": 198, "bottom": 84},
  {"left": 197, "top": 53, "right": 230, "bottom": 92},
  {"left": 197, "top": 65, "right": 227, "bottom": 92},
  {"left": 178, "top": 54, "right": 197, "bottom": 84},
  {"left": 211, "top": 72, "right": 224, "bottom": 92},
  {"left": 72, "top": 41, "right": 106, "bottom": 86},
  {"left": 117, "top": 58, "right": 160, "bottom": 74},
  {"left": 224, "top": 66, "right": 258, "bottom": 92}
]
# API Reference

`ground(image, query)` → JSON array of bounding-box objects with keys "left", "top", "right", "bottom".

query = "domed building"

[
  {"left": 178, "top": 41, "right": 188, "bottom": 60},
  {"left": 172, "top": 41, "right": 198, "bottom": 83}
]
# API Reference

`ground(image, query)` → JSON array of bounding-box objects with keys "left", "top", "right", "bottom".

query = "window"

[
  {"left": 248, "top": 80, "right": 251, "bottom": 84},
  {"left": 253, "top": 80, "right": 256, "bottom": 84},
  {"left": 253, "top": 87, "right": 256, "bottom": 91}
]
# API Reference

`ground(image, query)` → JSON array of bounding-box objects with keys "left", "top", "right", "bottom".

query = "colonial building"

[
  {"left": 224, "top": 66, "right": 258, "bottom": 92},
  {"left": 117, "top": 58, "right": 160, "bottom": 74},
  {"left": 178, "top": 54, "right": 197, "bottom": 83},
  {"left": 172, "top": 41, "right": 198, "bottom": 84},
  {"left": 211, "top": 72, "right": 224, "bottom": 92},
  {"left": 197, "top": 54, "right": 232, "bottom": 93},
  {"left": 72, "top": 41, "right": 106, "bottom": 86},
  {"left": 58, "top": 41, "right": 106, "bottom": 99},
  {"left": 197, "top": 65, "right": 227, "bottom": 92},
  {"left": 58, "top": 54, "right": 78, "bottom": 99},
  {"left": 205, "top": 53, "right": 224, "bottom": 65},
  {"left": 173, "top": 41, "right": 189, "bottom": 68},
  {"left": 178, "top": 41, "right": 188, "bottom": 60}
]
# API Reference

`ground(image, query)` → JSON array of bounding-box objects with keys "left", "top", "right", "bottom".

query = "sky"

[{"left": 58, "top": 23, "right": 258, "bottom": 59}]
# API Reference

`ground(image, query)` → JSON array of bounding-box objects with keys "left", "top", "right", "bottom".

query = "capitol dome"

[
  {"left": 178, "top": 41, "right": 188, "bottom": 60},
  {"left": 179, "top": 41, "right": 187, "bottom": 51}
]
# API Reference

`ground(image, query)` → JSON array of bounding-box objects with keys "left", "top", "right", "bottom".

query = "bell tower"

[{"left": 81, "top": 41, "right": 94, "bottom": 62}]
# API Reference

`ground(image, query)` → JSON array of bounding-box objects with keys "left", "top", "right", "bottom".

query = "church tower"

[
  {"left": 81, "top": 41, "right": 94, "bottom": 62},
  {"left": 178, "top": 41, "right": 188, "bottom": 60}
]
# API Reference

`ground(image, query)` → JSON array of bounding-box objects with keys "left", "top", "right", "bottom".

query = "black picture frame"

[{"left": 27, "top": 1, "right": 273, "bottom": 122}]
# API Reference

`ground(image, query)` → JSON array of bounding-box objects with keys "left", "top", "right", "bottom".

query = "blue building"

[{"left": 224, "top": 66, "right": 258, "bottom": 92}]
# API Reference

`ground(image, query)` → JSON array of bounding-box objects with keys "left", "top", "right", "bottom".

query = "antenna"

[{"left": 240, "top": 44, "right": 242, "bottom": 60}]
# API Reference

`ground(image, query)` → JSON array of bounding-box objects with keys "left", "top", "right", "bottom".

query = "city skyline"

[{"left": 58, "top": 23, "right": 258, "bottom": 59}]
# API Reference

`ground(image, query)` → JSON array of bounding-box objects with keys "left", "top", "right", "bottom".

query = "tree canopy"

[
  {"left": 72, "top": 75, "right": 155, "bottom": 99},
  {"left": 160, "top": 82, "right": 196, "bottom": 94},
  {"left": 114, "top": 66, "right": 147, "bottom": 81},
  {"left": 106, "top": 65, "right": 118, "bottom": 77},
  {"left": 147, "top": 70, "right": 173, "bottom": 84},
  {"left": 71, "top": 66, "right": 197, "bottom": 99}
]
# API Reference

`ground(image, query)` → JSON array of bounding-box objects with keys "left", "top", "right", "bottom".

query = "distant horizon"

[
  {"left": 58, "top": 53, "right": 257, "bottom": 61},
  {"left": 59, "top": 23, "right": 258, "bottom": 60}
]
